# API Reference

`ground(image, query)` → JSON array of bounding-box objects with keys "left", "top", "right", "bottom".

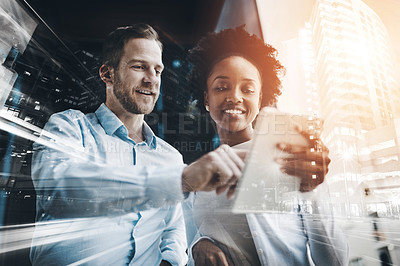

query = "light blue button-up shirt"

[{"left": 30, "top": 104, "right": 188, "bottom": 265}]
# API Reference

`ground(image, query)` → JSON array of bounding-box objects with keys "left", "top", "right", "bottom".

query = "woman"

[{"left": 184, "top": 26, "right": 349, "bottom": 265}]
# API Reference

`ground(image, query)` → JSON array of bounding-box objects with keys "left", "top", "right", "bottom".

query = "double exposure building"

[{"left": 308, "top": 0, "right": 400, "bottom": 217}]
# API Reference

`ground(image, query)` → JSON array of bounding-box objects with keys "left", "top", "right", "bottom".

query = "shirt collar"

[
  {"left": 95, "top": 103, "right": 157, "bottom": 149},
  {"left": 95, "top": 103, "right": 124, "bottom": 136},
  {"left": 142, "top": 121, "right": 157, "bottom": 149}
]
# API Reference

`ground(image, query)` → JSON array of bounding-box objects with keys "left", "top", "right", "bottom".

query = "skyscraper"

[{"left": 309, "top": 0, "right": 400, "bottom": 216}]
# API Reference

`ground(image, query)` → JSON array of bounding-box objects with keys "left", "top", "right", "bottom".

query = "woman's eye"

[
  {"left": 215, "top": 87, "right": 227, "bottom": 91},
  {"left": 243, "top": 87, "right": 255, "bottom": 93}
]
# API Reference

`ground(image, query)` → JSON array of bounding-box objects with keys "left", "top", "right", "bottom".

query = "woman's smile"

[{"left": 206, "top": 56, "right": 261, "bottom": 140}]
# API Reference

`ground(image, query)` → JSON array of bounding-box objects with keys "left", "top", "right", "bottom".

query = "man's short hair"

[{"left": 102, "top": 23, "right": 163, "bottom": 69}]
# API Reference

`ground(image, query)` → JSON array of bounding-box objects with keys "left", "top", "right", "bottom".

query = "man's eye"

[
  {"left": 215, "top": 87, "right": 227, "bottom": 91},
  {"left": 155, "top": 69, "right": 162, "bottom": 75},
  {"left": 132, "top": 65, "right": 145, "bottom": 70}
]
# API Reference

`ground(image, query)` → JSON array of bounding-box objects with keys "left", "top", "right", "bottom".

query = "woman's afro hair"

[{"left": 187, "top": 25, "right": 285, "bottom": 108}]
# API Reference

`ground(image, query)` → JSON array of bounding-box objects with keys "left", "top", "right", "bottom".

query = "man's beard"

[{"left": 113, "top": 78, "right": 157, "bottom": 115}]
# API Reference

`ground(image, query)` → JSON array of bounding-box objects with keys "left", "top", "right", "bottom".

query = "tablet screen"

[{"left": 231, "top": 107, "right": 318, "bottom": 213}]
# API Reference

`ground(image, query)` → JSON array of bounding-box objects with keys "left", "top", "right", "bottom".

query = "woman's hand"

[
  {"left": 276, "top": 128, "right": 331, "bottom": 192},
  {"left": 160, "top": 260, "right": 172, "bottom": 266},
  {"left": 192, "top": 239, "right": 233, "bottom": 266}
]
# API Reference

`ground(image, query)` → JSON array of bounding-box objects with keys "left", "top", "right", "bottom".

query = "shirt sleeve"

[
  {"left": 301, "top": 184, "right": 349, "bottom": 266},
  {"left": 159, "top": 203, "right": 188, "bottom": 266},
  {"left": 32, "top": 112, "right": 185, "bottom": 218}
]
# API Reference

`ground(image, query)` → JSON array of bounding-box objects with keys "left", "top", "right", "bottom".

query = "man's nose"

[
  {"left": 143, "top": 69, "right": 159, "bottom": 85},
  {"left": 226, "top": 89, "right": 243, "bottom": 103}
]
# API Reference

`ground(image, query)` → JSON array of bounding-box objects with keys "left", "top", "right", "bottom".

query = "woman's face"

[{"left": 205, "top": 56, "right": 262, "bottom": 133}]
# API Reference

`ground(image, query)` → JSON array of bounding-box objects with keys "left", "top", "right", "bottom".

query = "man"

[{"left": 30, "top": 24, "right": 245, "bottom": 266}]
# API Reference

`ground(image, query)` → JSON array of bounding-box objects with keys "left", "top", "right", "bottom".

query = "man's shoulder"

[
  {"left": 49, "top": 109, "right": 97, "bottom": 123},
  {"left": 50, "top": 109, "right": 87, "bottom": 120},
  {"left": 44, "top": 109, "right": 100, "bottom": 134}
]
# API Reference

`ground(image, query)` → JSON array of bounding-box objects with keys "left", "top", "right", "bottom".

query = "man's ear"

[{"left": 99, "top": 64, "right": 113, "bottom": 84}]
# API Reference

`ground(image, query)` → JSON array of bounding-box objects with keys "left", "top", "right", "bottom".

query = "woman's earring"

[{"left": 205, "top": 105, "right": 209, "bottom": 111}]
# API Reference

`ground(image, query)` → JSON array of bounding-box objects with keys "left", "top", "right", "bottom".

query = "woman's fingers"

[
  {"left": 276, "top": 128, "right": 331, "bottom": 191},
  {"left": 279, "top": 159, "right": 326, "bottom": 192}
]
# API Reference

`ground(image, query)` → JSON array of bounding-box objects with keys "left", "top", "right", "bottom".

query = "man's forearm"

[{"left": 33, "top": 147, "right": 185, "bottom": 218}]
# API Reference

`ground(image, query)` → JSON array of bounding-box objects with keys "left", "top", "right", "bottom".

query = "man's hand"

[
  {"left": 182, "top": 144, "right": 246, "bottom": 198},
  {"left": 192, "top": 239, "right": 233, "bottom": 266},
  {"left": 276, "top": 129, "right": 331, "bottom": 192}
]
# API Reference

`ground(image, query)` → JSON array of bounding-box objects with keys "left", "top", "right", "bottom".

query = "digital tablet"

[{"left": 231, "top": 107, "right": 319, "bottom": 213}]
